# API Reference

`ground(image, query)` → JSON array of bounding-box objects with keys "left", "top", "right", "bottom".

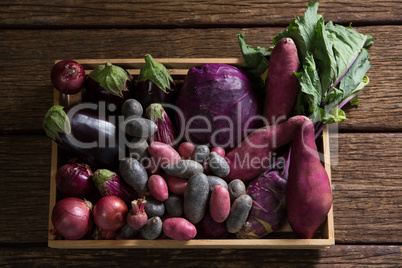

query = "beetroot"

[{"left": 127, "top": 198, "right": 148, "bottom": 230}]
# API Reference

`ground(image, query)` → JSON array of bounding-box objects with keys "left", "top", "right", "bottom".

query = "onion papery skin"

[
  {"left": 51, "top": 60, "right": 85, "bottom": 95},
  {"left": 93, "top": 196, "right": 128, "bottom": 231},
  {"left": 51, "top": 197, "right": 93, "bottom": 240},
  {"left": 55, "top": 159, "right": 95, "bottom": 198}
]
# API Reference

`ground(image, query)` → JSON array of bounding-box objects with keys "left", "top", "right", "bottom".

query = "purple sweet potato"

[
  {"left": 286, "top": 119, "right": 333, "bottom": 239},
  {"left": 227, "top": 179, "right": 246, "bottom": 203},
  {"left": 163, "top": 159, "right": 204, "bottom": 179},
  {"left": 263, "top": 37, "right": 300, "bottom": 125},
  {"left": 210, "top": 185, "right": 231, "bottom": 223},
  {"left": 208, "top": 152, "right": 230, "bottom": 178},
  {"left": 163, "top": 217, "right": 197, "bottom": 241},
  {"left": 184, "top": 173, "right": 209, "bottom": 224},
  {"left": 192, "top": 145, "right": 210, "bottom": 164},
  {"left": 164, "top": 194, "right": 184, "bottom": 217},
  {"left": 224, "top": 115, "right": 308, "bottom": 182},
  {"left": 140, "top": 216, "right": 163, "bottom": 240},
  {"left": 226, "top": 194, "right": 253, "bottom": 233}
]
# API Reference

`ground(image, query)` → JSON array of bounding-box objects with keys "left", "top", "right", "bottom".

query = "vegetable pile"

[{"left": 45, "top": 2, "right": 372, "bottom": 241}]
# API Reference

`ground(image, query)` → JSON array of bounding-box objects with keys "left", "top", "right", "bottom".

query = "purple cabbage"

[{"left": 175, "top": 63, "right": 261, "bottom": 149}]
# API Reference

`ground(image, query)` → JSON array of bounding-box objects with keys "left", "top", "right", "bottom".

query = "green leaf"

[
  {"left": 321, "top": 106, "right": 347, "bottom": 124},
  {"left": 146, "top": 103, "right": 166, "bottom": 123},
  {"left": 313, "top": 18, "right": 337, "bottom": 93},
  {"left": 325, "top": 21, "right": 368, "bottom": 87},
  {"left": 271, "top": 2, "right": 373, "bottom": 132},
  {"left": 138, "top": 54, "right": 174, "bottom": 93},
  {"left": 237, "top": 33, "right": 270, "bottom": 76},
  {"left": 346, "top": 76, "right": 370, "bottom": 108},
  {"left": 42, "top": 105, "right": 71, "bottom": 142},
  {"left": 273, "top": 1, "right": 322, "bottom": 64},
  {"left": 237, "top": 33, "right": 270, "bottom": 95},
  {"left": 364, "top": 34, "right": 374, "bottom": 49},
  {"left": 350, "top": 95, "right": 359, "bottom": 107},
  {"left": 339, "top": 49, "right": 371, "bottom": 98},
  {"left": 92, "top": 169, "right": 117, "bottom": 194},
  {"left": 89, "top": 62, "right": 131, "bottom": 98},
  {"left": 294, "top": 53, "right": 323, "bottom": 121}
]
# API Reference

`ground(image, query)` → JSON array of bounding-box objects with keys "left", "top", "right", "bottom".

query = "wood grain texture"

[
  {"left": 0, "top": 133, "right": 400, "bottom": 244},
  {"left": 0, "top": 245, "right": 400, "bottom": 267},
  {"left": 330, "top": 133, "right": 402, "bottom": 244},
  {"left": 0, "top": 0, "right": 400, "bottom": 28},
  {"left": 0, "top": 26, "right": 401, "bottom": 133}
]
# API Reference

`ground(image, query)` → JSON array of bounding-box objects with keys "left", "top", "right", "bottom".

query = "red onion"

[
  {"left": 51, "top": 197, "right": 93, "bottom": 240},
  {"left": 51, "top": 60, "right": 85, "bottom": 94},
  {"left": 92, "top": 225, "right": 117, "bottom": 240},
  {"left": 93, "top": 196, "right": 128, "bottom": 231},
  {"left": 56, "top": 159, "right": 95, "bottom": 198}
]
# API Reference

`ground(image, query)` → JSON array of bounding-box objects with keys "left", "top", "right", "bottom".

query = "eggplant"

[
  {"left": 134, "top": 54, "right": 176, "bottom": 110},
  {"left": 135, "top": 80, "right": 176, "bottom": 109},
  {"left": 43, "top": 104, "right": 122, "bottom": 170},
  {"left": 146, "top": 103, "right": 178, "bottom": 147},
  {"left": 92, "top": 169, "right": 138, "bottom": 204},
  {"left": 83, "top": 62, "right": 135, "bottom": 113}
]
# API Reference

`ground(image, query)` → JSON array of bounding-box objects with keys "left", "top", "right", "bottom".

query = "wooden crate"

[{"left": 48, "top": 58, "right": 335, "bottom": 249}]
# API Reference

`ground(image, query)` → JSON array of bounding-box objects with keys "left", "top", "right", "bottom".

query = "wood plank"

[
  {"left": 0, "top": 133, "right": 401, "bottom": 244},
  {"left": 0, "top": 26, "right": 401, "bottom": 133},
  {"left": 0, "top": 135, "right": 51, "bottom": 244},
  {"left": 0, "top": 0, "right": 400, "bottom": 28},
  {"left": 329, "top": 132, "right": 402, "bottom": 244},
  {"left": 0, "top": 245, "right": 400, "bottom": 267}
]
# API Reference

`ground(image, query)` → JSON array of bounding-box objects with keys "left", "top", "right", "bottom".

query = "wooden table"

[{"left": 0, "top": 1, "right": 401, "bottom": 266}]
